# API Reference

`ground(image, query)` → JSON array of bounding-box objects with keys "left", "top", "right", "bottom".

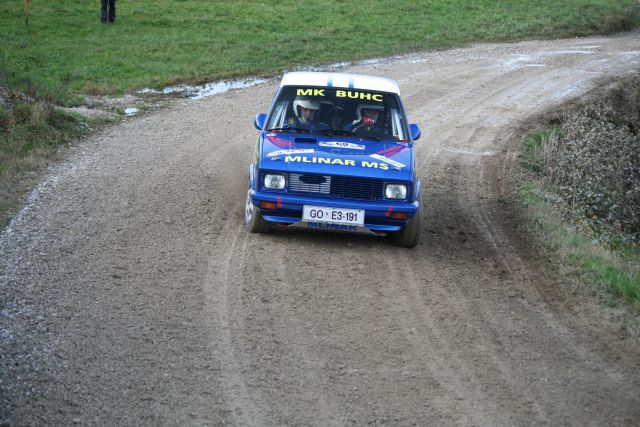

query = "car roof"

[{"left": 280, "top": 72, "right": 401, "bottom": 95}]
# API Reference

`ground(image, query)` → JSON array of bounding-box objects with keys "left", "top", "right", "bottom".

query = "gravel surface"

[{"left": 2, "top": 33, "right": 640, "bottom": 426}]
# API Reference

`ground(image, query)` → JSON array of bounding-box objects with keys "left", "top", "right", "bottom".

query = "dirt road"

[{"left": 2, "top": 33, "right": 640, "bottom": 426}]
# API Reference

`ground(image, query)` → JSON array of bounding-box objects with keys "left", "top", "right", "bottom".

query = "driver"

[
  {"left": 287, "top": 97, "right": 330, "bottom": 131},
  {"left": 344, "top": 103, "right": 387, "bottom": 134}
]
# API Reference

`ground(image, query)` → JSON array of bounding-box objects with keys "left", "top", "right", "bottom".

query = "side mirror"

[
  {"left": 254, "top": 113, "right": 267, "bottom": 130},
  {"left": 409, "top": 123, "right": 421, "bottom": 141}
]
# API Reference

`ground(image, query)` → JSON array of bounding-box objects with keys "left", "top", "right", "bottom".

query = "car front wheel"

[
  {"left": 392, "top": 206, "right": 423, "bottom": 248},
  {"left": 245, "top": 189, "right": 270, "bottom": 233}
]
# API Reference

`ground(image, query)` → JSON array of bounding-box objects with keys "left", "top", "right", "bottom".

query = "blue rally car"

[{"left": 245, "top": 72, "right": 423, "bottom": 247}]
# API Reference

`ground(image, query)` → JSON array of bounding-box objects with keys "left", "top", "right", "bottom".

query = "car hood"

[{"left": 260, "top": 132, "right": 413, "bottom": 181}]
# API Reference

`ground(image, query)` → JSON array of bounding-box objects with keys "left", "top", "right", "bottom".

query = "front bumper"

[{"left": 250, "top": 190, "right": 419, "bottom": 234}]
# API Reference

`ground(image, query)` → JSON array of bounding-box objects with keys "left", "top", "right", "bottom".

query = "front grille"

[{"left": 289, "top": 173, "right": 384, "bottom": 201}]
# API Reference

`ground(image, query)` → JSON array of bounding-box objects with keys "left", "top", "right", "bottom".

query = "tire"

[
  {"left": 392, "top": 206, "right": 423, "bottom": 248},
  {"left": 245, "top": 189, "right": 270, "bottom": 233}
]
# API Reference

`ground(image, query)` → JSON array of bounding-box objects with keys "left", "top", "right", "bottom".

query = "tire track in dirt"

[
  {"left": 390, "top": 251, "right": 555, "bottom": 424},
  {"left": 203, "top": 221, "right": 262, "bottom": 425}
]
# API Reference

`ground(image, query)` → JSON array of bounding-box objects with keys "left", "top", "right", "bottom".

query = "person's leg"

[
  {"left": 108, "top": 0, "right": 116, "bottom": 23},
  {"left": 101, "top": 0, "right": 108, "bottom": 22}
]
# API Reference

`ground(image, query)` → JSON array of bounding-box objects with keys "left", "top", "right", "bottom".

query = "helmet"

[
  {"left": 293, "top": 97, "right": 321, "bottom": 123},
  {"left": 355, "top": 103, "right": 384, "bottom": 122}
]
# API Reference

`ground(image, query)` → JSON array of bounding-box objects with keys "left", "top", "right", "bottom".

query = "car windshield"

[{"left": 266, "top": 86, "right": 410, "bottom": 141}]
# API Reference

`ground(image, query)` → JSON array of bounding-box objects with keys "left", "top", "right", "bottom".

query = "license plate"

[{"left": 303, "top": 205, "right": 365, "bottom": 226}]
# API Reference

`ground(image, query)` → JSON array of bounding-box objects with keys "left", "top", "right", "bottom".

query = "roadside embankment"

[{"left": 519, "top": 72, "right": 640, "bottom": 332}]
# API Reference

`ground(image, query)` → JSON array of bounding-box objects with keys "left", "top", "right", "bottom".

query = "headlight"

[
  {"left": 385, "top": 184, "right": 407, "bottom": 200},
  {"left": 264, "top": 173, "right": 286, "bottom": 189}
]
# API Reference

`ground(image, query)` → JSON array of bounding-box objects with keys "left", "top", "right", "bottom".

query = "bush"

[
  {"left": 0, "top": 106, "right": 11, "bottom": 130},
  {"left": 0, "top": 101, "right": 87, "bottom": 174},
  {"left": 529, "top": 73, "right": 640, "bottom": 246}
]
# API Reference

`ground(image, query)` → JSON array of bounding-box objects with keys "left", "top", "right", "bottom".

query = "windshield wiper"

[
  {"left": 322, "top": 129, "right": 381, "bottom": 141},
  {"left": 321, "top": 129, "right": 357, "bottom": 137},
  {"left": 266, "top": 127, "right": 310, "bottom": 133}
]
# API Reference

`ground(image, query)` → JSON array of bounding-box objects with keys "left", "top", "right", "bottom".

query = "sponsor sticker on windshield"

[
  {"left": 319, "top": 141, "right": 365, "bottom": 150},
  {"left": 267, "top": 149, "right": 314, "bottom": 158},
  {"left": 295, "top": 88, "right": 384, "bottom": 102},
  {"left": 369, "top": 153, "right": 406, "bottom": 169}
]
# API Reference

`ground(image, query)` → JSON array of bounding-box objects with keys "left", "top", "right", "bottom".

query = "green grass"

[
  {"left": 520, "top": 134, "right": 640, "bottom": 308},
  {"left": 0, "top": 102, "right": 90, "bottom": 171},
  {"left": 0, "top": 100, "right": 96, "bottom": 225},
  {"left": 1, "top": 0, "right": 638, "bottom": 100},
  {"left": 523, "top": 130, "right": 546, "bottom": 172}
]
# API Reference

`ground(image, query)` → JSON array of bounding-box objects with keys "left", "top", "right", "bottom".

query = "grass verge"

[
  {"left": 518, "top": 75, "right": 640, "bottom": 312},
  {"left": 0, "top": 96, "right": 100, "bottom": 225},
  {"left": 518, "top": 182, "right": 639, "bottom": 309}
]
